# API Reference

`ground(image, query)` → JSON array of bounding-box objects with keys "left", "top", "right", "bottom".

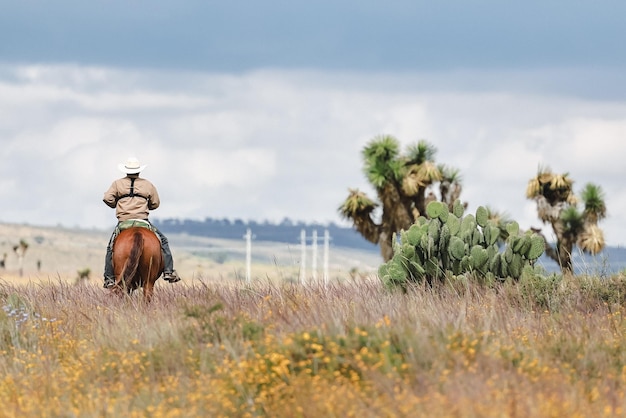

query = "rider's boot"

[
  {"left": 103, "top": 238, "right": 116, "bottom": 288},
  {"left": 163, "top": 270, "right": 181, "bottom": 283},
  {"left": 103, "top": 276, "right": 116, "bottom": 289}
]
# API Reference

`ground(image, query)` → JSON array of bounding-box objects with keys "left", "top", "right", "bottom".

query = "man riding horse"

[{"left": 102, "top": 157, "right": 181, "bottom": 289}]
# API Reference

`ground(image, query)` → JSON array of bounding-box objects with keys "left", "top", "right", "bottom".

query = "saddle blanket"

[{"left": 113, "top": 219, "right": 161, "bottom": 244}]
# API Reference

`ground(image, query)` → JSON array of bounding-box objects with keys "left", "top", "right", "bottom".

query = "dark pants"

[{"left": 104, "top": 222, "right": 174, "bottom": 279}]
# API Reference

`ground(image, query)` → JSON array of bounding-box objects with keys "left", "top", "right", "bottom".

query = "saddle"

[
  {"left": 113, "top": 219, "right": 161, "bottom": 244},
  {"left": 117, "top": 219, "right": 154, "bottom": 232}
]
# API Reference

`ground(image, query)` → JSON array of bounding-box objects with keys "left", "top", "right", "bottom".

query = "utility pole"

[
  {"left": 300, "top": 229, "right": 306, "bottom": 284},
  {"left": 323, "top": 229, "right": 330, "bottom": 286},
  {"left": 244, "top": 228, "right": 252, "bottom": 284},
  {"left": 299, "top": 229, "right": 331, "bottom": 285},
  {"left": 311, "top": 229, "right": 318, "bottom": 281}
]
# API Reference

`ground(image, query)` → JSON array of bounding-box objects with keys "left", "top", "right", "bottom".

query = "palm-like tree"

[
  {"left": 526, "top": 166, "right": 607, "bottom": 274},
  {"left": 13, "top": 239, "right": 29, "bottom": 277},
  {"left": 339, "top": 135, "right": 464, "bottom": 261}
]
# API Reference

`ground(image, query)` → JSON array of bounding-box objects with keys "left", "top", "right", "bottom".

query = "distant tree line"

[{"left": 151, "top": 217, "right": 379, "bottom": 251}]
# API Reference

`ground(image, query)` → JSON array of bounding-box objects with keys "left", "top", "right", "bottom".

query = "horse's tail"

[{"left": 121, "top": 231, "right": 144, "bottom": 285}]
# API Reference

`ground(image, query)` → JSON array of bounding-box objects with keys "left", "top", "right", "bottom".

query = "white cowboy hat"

[{"left": 118, "top": 157, "right": 147, "bottom": 174}]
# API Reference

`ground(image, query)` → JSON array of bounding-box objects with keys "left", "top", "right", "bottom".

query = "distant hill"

[
  {"left": 153, "top": 217, "right": 626, "bottom": 275},
  {"left": 0, "top": 222, "right": 381, "bottom": 282},
  {"left": 152, "top": 217, "right": 380, "bottom": 252}
]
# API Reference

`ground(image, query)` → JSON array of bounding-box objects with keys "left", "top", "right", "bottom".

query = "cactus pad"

[
  {"left": 518, "top": 233, "right": 532, "bottom": 255},
  {"left": 453, "top": 199, "right": 465, "bottom": 218},
  {"left": 461, "top": 214, "right": 476, "bottom": 234},
  {"left": 485, "top": 223, "right": 500, "bottom": 246},
  {"left": 400, "top": 243, "right": 415, "bottom": 260},
  {"left": 449, "top": 236, "right": 466, "bottom": 260},
  {"left": 460, "top": 255, "right": 472, "bottom": 271},
  {"left": 406, "top": 224, "right": 424, "bottom": 246},
  {"left": 438, "top": 203, "right": 450, "bottom": 222},
  {"left": 470, "top": 245, "right": 489, "bottom": 270},
  {"left": 504, "top": 246, "right": 513, "bottom": 263},
  {"left": 426, "top": 201, "right": 444, "bottom": 219},
  {"left": 476, "top": 206, "right": 489, "bottom": 228},
  {"left": 509, "top": 253, "right": 523, "bottom": 278},
  {"left": 446, "top": 214, "right": 461, "bottom": 236},
  {"left": 499, "top": 253, "right": 509, "bottom": 277},
  {"left": 489, "top": 253, "right": 501, "bottom": 275},
  {"left": 439, "top": 224, "right": 451, "bottom": 252},
  {"left": 526, "top": 235, "right": 545, "bottom": 260},
  {"left": 506, "top": 221, "right": 520, "bottom": 237},
  {"left": 427, "top": 219, "right": 441, "bottom": 246}
]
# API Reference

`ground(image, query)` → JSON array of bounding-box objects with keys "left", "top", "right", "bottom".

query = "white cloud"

[{"left": 1, "top": 64, "right": 625, "bottom": 247}]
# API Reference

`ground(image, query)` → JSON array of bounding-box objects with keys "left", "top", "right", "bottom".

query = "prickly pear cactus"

[
  {"left": 378, "top": 200, "right": 546, "bottom": 288},
  {"left": 476, "top": 206, "right": 489, "bottom": 228},
  {"left": 425, "top": 201, "right": 444, "bottom": 219}
]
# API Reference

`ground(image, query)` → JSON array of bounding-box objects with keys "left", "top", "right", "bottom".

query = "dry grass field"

[{"left": 3, "top": 223, "right": 626, "bottom": 417}]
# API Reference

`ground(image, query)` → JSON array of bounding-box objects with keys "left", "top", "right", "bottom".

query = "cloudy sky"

[{"left": 1, "top": 1, "right": 626, "bottom": 247}]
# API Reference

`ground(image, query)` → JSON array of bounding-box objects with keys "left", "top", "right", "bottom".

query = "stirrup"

[
  {"left": 163, "top": 271, "right": 181, "bottom": 283},
  {"left": 103, "top": 277, "right": 116, "bottom": 289}
]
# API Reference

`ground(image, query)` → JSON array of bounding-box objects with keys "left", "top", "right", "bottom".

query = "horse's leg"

[
  {"left": 144, "top": 281, "right": 154, "bottom": 303},
  {"left": 143, "top": 257, "right": 155, "bottom": 304},
  {"left": 112, "top": 258, "right": 129, "bottom": 295}
]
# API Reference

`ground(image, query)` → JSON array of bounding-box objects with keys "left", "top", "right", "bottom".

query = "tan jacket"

[{"left": 103, "top": 175, "right": 160, "bottom": 221}]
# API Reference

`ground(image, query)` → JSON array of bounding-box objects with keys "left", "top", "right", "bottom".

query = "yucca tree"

[
  {"left": 12, "top": 239, "right": 28, "bottom": 277},
  {"left": 526, "top": 166, "right": 607, "bottom": 274},
  {"left": 339, "top": 135, "right": 464, "bottom": 261}
]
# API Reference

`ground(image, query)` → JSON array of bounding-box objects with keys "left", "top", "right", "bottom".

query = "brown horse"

[{"left": 111, "top": 226, "right": 164, "bottom": 303}]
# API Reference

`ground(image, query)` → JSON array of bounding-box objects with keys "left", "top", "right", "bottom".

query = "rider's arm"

[
  {"left": 148, "top": 184, "right": 160, "bottom": 211},
  {"left": 103, "top": 181, "right": 119, "bottom": 208}
]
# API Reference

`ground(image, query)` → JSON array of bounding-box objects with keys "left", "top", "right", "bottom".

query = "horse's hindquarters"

[{"left": 112, "top": 227, "right": 164, "bottom": 301}]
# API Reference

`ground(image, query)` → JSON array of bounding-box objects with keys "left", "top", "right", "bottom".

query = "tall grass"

[{"left": 1, "top": 273, "right": 626, "bottom": 417}]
